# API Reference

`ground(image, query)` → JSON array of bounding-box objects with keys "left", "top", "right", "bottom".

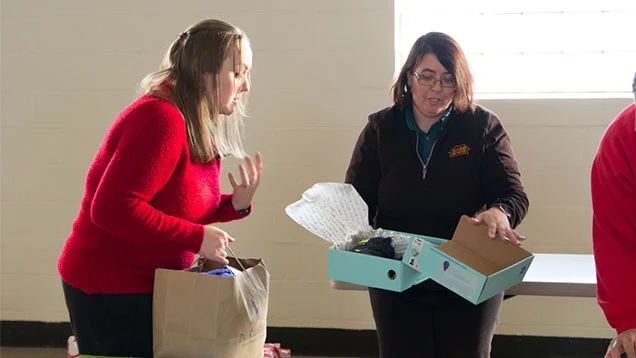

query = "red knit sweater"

[
  {"left": 58, "top": 93, "right": 248, "bottom": 294},
  {"left": 591, "top": 103, "right": 636, "bottom": 334}
]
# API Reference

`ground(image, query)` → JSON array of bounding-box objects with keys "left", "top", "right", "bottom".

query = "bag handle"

[{"left": 227, "top": 245, "right": 247, "bottom": 272}]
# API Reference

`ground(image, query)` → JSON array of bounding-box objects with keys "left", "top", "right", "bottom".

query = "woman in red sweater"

[
  {"left": 592, "top": 73, "right": 636, "bottom": 358},
  {"left": 57, "top": 19, "right": 261, "bottom": 357}
]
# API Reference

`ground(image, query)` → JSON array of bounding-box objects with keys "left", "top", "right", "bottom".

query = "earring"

[{"left": 403, "top": 85, "right": 410, "bottom": 97}]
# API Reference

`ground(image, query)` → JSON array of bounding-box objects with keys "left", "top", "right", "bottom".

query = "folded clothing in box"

[{"left": 351, "top": 237, "right": 395, "bottom": 259}]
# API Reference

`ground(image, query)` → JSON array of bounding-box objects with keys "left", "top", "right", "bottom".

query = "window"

[{"left": 395, "top": 0, "right": 636, "bottom": 98}]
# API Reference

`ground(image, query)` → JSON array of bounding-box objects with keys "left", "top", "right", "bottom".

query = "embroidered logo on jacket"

[{"left": 448, "top": 144, "right": 471, "bottom": 158}]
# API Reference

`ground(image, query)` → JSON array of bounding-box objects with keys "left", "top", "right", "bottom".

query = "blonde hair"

[{"left": 140, "top": 19, "right": 250, "bottom": 162}]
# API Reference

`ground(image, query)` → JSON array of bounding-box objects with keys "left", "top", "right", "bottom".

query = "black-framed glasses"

[{"left": 410, "top": 71, "right": 457, "bottom": 88}]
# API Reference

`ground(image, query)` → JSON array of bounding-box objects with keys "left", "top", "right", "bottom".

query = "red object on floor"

[{"left": 264, "top": 342, "right": 291, "bottom": 357}]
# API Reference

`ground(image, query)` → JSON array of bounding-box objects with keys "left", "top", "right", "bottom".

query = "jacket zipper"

[
  {"left": 415, "top": 133, "right": 437, "bottom": 180},
  {"left": 414, "top": 109, "right": 453, "bottom": 180}
]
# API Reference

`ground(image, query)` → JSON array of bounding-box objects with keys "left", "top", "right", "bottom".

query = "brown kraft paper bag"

[{"left": 153, "top": 256, "right": 269, "bottom": 358}]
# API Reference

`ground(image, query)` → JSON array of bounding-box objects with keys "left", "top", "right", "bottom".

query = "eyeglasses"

[{"left": 410, "top": 71, "right": 457, "bottom": 88}]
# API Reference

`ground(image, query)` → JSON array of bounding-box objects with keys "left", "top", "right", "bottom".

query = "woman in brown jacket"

[{"left": 345, "top": 32, "right": 529, "bottom": 358}]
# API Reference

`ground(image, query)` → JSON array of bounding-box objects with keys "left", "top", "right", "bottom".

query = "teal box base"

[
  {"left": 327, "top": 232, "right": 444, "bottom": 292},
  {"left": 327, "top": 248, "right": 426, "bottom": 292}
]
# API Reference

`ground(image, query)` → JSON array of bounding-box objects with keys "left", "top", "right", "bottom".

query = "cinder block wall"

[{"left": 1, "top": 0, "right": 629, "bottom": 338}]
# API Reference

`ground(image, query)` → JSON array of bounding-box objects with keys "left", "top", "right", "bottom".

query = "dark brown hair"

[{"left": 392, "top": 32, "right": 473, "bottom": 112}]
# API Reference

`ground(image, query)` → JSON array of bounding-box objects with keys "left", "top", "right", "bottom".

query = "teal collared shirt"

[{"left": 405, "top": 105, "right": 453, "bottom": 166}]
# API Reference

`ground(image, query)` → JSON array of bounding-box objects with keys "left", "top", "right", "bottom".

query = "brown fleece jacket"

[{"left": 345, "top": 104, "right": 529, "bottom": 240}]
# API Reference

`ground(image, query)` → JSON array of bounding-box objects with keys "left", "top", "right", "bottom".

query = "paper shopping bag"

[{"left": 153, "top": 257, "right": 269, "bottom": 358}]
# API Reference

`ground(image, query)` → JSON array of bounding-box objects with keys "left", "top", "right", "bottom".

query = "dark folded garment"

[{"left": 351, "top": 237, "right": 395, "bottom": 259}]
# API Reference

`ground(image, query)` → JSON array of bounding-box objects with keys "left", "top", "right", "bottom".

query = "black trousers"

[
  {"left": 62, "top": 281, "right": 153, "bottom": 358},
  {"left": 369, "top": 282, "right": 504, "bottom": 358}
]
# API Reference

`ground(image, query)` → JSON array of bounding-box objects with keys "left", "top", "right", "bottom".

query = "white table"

[
  {"left": 506, "top": 253, "right": 596, "bottom": 297},
  {"left": 331, "top": 253, "right": 597, "bottom": 298}
]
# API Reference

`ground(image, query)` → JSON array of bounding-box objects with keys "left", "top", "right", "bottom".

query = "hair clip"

[{"left": 179, "top": 32, "right": 188, "bottom": 39}]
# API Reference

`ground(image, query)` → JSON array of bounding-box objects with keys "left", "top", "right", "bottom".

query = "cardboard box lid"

[{"left": 438, "top": 215, "right": 533, "bottom": 276}]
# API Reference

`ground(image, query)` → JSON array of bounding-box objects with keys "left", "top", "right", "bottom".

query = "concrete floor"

[{"left": 0, "top": 346, "right": 354, "bottom": 358}]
